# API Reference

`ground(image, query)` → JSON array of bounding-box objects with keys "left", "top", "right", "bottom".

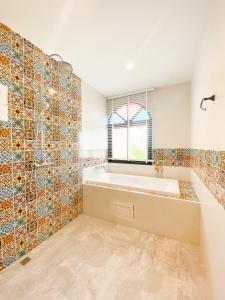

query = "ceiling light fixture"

[{"left": 126, "top": 63, "right": 134, "bottom": 70}]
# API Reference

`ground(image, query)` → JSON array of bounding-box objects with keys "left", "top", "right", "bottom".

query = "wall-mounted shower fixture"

[
  {"left": 42, "top": 54, "right": 73, "bottom": 98},
  {"left": 47, "top": 53, "right": 73, "bottom": 74},
  {"left": 39, "top": 53, "right": 73, "bottom": 106},
  {"left": 35, "top": 53, "right": 73, "bottom": 168},
  {"left": 200, "top": 95, "right": 215, "bottom": 111}
]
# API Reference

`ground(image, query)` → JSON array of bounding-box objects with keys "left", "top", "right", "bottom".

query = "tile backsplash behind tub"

[
  {"left": 153, "top": 148, "right": 191, "bottom": 167},
  {"left": 0, "top": 23, "right": 82, "bottom": 271},
  {"left": 192, "top": 149, "right": 225, "bottom": 210},
  {"left": 153, "top": 148, "right": 225, "bottom": 209},
  {"left": 107, "top": 148, "right": 224, "bottom": 210}
]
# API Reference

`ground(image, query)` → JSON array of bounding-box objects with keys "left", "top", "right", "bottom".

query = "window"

[{"left": 107, "top": 91, "right": 152, "bottom": 164}]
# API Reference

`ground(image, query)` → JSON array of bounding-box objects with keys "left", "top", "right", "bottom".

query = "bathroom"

[{"left": 0, "top": 1, "right": 224, "bottom": 299}]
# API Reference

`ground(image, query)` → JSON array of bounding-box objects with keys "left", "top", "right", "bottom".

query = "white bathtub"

[
  {"left": 83, "top": 167, "right": 200, "bottom": 245},
  {"left": 86, "top": 172, "right": 180, "bottom": 197}
]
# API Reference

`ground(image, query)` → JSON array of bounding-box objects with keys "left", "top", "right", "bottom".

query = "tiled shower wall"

[{"left": 0, "top": 23, "right": 82, "bottom": 271}]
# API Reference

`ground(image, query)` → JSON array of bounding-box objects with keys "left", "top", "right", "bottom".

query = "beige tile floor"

[{"left": 0, "top": 214, "right": 208, "bottom": 300}]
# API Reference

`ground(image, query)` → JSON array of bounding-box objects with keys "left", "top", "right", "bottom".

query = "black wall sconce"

[{"left": 200, "top": 95, "right": 215, "bottom": 111}]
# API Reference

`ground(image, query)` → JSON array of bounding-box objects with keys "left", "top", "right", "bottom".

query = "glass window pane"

[
  {"left": 128, "top": 125, "right": 147, "bottom": 161},
  {"left": 112, "top": 127, "right": 127, "bottom": 159}
]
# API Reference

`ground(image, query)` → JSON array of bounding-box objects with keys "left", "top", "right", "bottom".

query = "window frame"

[
  {"left": 107, "top": 92, "right": 153, "bottom": 165},
  {"left": 107, "top": 159, "right": 153, "bottom": 165}
]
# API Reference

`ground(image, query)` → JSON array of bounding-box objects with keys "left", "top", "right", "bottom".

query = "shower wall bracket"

[
  {"left": 200, "top": 95, "right": 215, "bottom": 111},
  {"left": 34, "top": 162, "right": 53, "bottom": 168}
]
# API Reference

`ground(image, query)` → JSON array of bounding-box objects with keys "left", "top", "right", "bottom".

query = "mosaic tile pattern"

[
  {"left": 192, "top": 149, "right": 225, "bottom": 210},
  {"left": 153, "top": 148, "right": 191, "bottom": 167},
  {"left": 0, "top": 23, "right": 82, "bottom": 271},
  {"left": 106, "top": 148, "right": 224, "bottom": 205},
  {"left": 178, "top": 181, "right": 198, "bottom": 202},
  {"left": 150, "top": 148, "right": 224, "bottom": 208},
  {"left": 152, "top": 148, "right": 225, "bottom": 209}
]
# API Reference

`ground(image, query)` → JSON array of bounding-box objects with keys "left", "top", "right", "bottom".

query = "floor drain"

[{"left": 20, "top": 257, "right": 31, "bottom": 266}]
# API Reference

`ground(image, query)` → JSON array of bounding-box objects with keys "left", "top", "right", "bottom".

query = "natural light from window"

[{"left": 108, "top": 101, "right": 151, "bottom": 162}]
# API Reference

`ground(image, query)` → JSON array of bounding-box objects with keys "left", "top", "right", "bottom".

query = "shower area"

[{"left": 0, "top": 24, "right": 82, "bottom": 271}]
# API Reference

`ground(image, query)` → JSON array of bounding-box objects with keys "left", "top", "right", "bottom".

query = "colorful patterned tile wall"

[
  {"left": 0, "top": 23, "right": 82, "bottom": 271},
  {"left": 192, "top": 149, "right": 225, "bottom": 210},
  {"left": 153, "top": 148, "right": 225, "bottom": 209},
  {"left": 153, "top": 148, "right": 191, "bottom": 167}
]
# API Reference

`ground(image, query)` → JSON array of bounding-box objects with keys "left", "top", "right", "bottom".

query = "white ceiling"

[{"left": 0, "top": 0, "right": 210, "bottom": 96}]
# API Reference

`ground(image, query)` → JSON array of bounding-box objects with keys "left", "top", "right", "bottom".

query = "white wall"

[
  {"left": 108, "top": 164, "right": 191, "bottom": 181},
  {"left": 80, "top": 81, "right": 107, "bottom": 158},
  {"left": 192, "top": 172, "right": 225, "bottom": 300},
  {"left": 191, "top": 4, "right": 225, "bottom": 151},
  {"left": 151, "top": 82, "right": 191, "bottom": 148},
  {"left": 191, "top": 1, "right": 225, "bottom": 299}
]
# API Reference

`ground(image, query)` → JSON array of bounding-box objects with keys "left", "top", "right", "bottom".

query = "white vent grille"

[{"left": 111, "top": 201, "right": 135, "bottom": 221}]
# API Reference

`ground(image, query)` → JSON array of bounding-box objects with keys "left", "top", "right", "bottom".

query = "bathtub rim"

[
  {"left": 85, "top": 171, "right": 181, "bottom": 197},
  {"left": 83, "top": 182, "right": 200, "bottom": 204}
]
